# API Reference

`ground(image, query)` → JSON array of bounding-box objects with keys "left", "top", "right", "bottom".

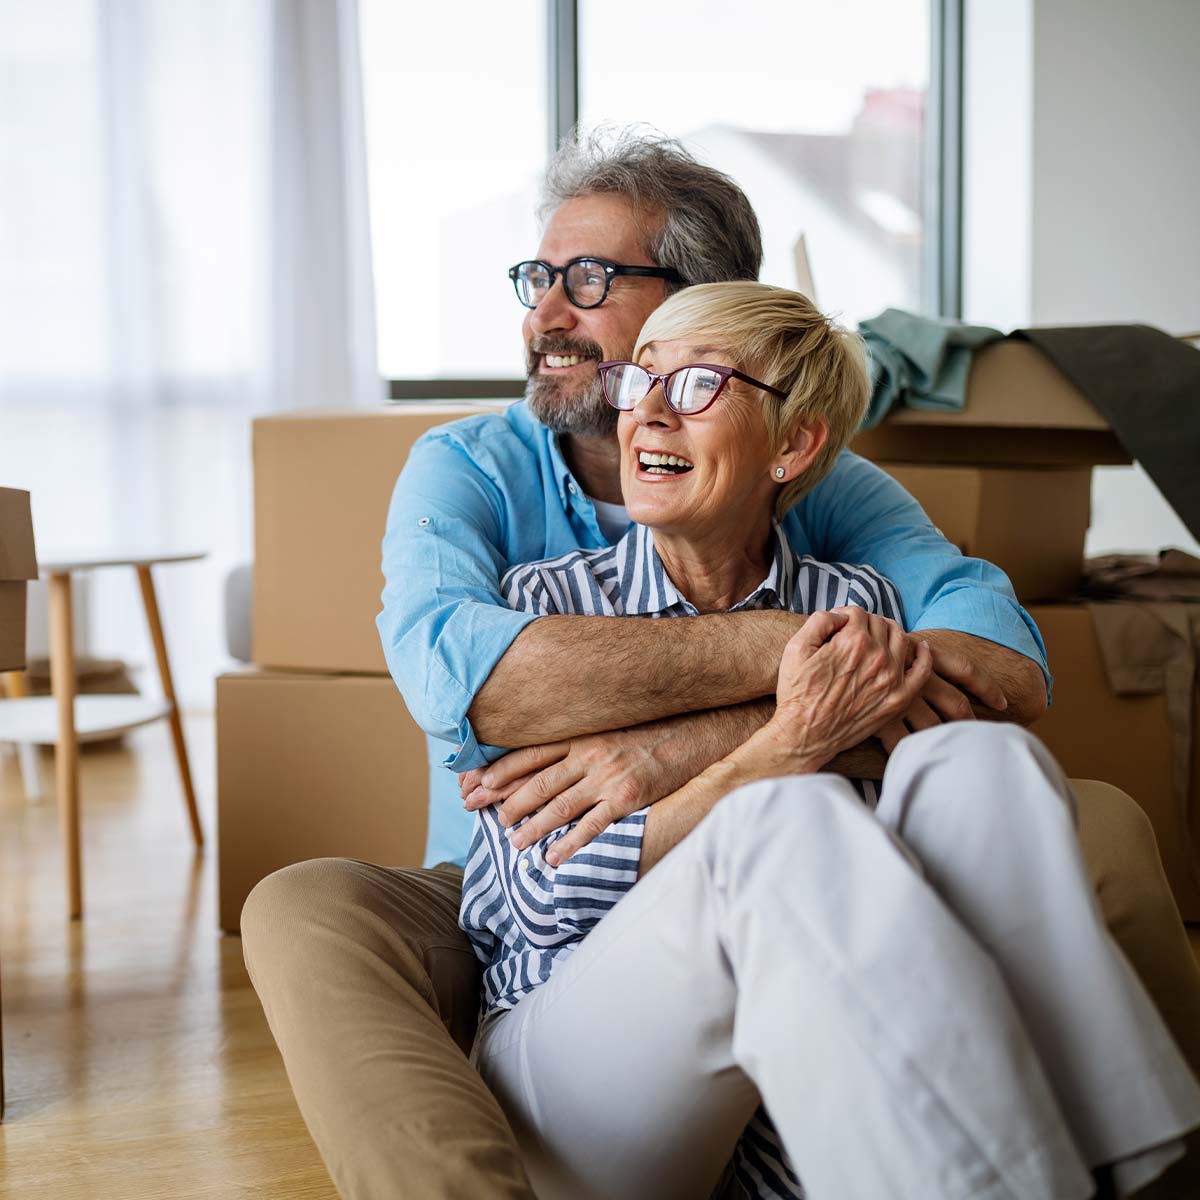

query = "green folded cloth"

[{"left": 858, "top": 308, "right": 1003, "bottom": 430}]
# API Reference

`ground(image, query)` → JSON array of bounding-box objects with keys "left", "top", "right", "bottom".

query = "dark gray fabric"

[{"left": 1014, "top": 326, "right": 1200, "bottom": 541}]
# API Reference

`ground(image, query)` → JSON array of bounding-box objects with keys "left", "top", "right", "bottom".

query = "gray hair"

[{"left": 538, "top": 126, "right": 763, "bottom": 290}]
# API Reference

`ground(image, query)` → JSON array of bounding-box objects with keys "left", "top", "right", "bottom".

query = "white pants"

[{"left": 473, "top": 724, "right": 1200, "bottom": 1200}]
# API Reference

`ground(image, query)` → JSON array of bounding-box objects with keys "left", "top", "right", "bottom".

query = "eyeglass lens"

[
  {"left": 514, "top": 259, "right": 609, "bottom": 308},
  {"left": 603, "top": 364, "right": 724, "bottom": 414}
]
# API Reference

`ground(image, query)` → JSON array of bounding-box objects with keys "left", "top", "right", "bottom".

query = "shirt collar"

[
  {"left": 615, "top": 521, "right": 796, "bottom": 616},
  {"left": 543, "top": 427, "right": 577, "bottom": 503}
]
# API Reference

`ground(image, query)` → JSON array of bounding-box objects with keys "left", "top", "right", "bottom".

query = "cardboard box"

[
  {"left": 0, "top": 487, "right": 38, "bottom": 672},
  {"left": 1029, "top": 604, "right": 1200, "bottom": 921},
  {"left": 852, "top": 341, "right": 1131, "bottom": 467},
  {"left": 253, "top": 402, "right": 497, "bottom": 674},
  {"left": 216, "top": 669, "right": 430, "bottom": 932},
  {"left": 880, "top": 465, "right": 1091, "bottom": 600},
  {"left": 0, "top": 487, "right": 35, "bottom": 1114}
]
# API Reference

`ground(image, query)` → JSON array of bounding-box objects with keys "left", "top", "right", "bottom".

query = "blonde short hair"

[{"left": 633, "top": 282, "right": 870, "bottom": 516}]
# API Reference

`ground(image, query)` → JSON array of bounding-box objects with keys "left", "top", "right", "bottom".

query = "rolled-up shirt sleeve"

[
  {"left": 796, "top": 450, "right": 1050, "bottom": 689},
  {"left": 376, "top": 431, "right": 538, "bottom": 766}
]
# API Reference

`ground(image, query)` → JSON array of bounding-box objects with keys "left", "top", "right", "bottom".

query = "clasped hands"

[{"left": 460, "top": 608, "right": 1006, "bottom": 865}]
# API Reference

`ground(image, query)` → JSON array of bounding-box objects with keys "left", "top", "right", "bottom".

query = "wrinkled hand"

[
  {"left": 458, "top": 724, "right": 686, "bottom": 865},
  {"left": 764, "top": 607, "right": 932, "bottom": 768}
]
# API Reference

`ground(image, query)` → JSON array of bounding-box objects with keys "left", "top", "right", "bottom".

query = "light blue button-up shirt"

[{"left": 378, "top": 400, "right": 1049, "bottom": 869}]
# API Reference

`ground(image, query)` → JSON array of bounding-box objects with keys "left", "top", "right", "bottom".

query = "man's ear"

[{"left": 771, "top": 417, "right": 829, "bottom": 483}]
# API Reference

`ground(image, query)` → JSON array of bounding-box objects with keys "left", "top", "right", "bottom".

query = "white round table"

[{"left": 0, "top": 550, "right": 206, "bottom": 918}]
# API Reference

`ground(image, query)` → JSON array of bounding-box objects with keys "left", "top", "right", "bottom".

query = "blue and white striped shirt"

[{"left": 460, "top": 520, "right": 903, "bottom": 1200}]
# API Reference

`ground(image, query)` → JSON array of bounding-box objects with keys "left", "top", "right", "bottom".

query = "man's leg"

[
  {"left": 1072, "top": 778, "right": 1200, "bottom": 1076},
  {"left": 241, "top": 858, "right": 535, "bottom": 1200},
  {"left": 1072, "top": 777, "right": 1200, "bottom": 1198}
]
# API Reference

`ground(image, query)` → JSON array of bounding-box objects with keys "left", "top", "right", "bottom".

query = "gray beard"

[{"left": 524, "top": 372, "right": 618, "bottom": 438}]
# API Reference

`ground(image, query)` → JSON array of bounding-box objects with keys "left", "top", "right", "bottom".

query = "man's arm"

[
  {"left": 472, "top": 453, "right": 1046, "bottom": 747},
  {"left": 468, "top": 609, "right": 804, "bottom": 746},
  {"left": 378, "top": 427, "right": 537, "bottom": 763}
]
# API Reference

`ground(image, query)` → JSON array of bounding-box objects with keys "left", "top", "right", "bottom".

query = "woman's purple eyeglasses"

[{"left": 598, "top": 360, "right": 787, "bottom": 417}]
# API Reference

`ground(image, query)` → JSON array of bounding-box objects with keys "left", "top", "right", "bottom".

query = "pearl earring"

[{"left": 774, "top": 467, "right": 786, "bottom": 479}]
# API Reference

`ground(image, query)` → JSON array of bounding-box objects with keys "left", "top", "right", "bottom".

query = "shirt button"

[
  {"left": 567, "top": 481, "right": 577, "bottom": 495},
  {"left": 520, "top": 857, "right": 532, "bottom": 874},
  {"left": 418, "top": 517, "right": 430, "bottom": 527}
]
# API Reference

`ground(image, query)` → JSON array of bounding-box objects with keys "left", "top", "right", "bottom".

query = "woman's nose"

[{"left": 631, "top": 379, "right": 679, "bottom": 428}]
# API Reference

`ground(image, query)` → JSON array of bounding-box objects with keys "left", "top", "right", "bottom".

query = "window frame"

[{"left": 384, "top": 0, "right": 961, "bottom": 399}]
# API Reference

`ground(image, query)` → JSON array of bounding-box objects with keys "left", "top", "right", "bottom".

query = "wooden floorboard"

[{"left": 0, "top": 715, "right": 337, "bottom": 1199}]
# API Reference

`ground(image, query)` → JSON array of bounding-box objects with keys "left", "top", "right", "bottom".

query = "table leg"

[
  {"left": 48, "top": 572, "right": 82, "bottom": 920},
  {"left": 136, "top": 565, "right": 203, "bottom": 848}
]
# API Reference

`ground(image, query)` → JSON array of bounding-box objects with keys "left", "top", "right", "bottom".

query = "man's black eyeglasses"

[{"left": 508, "top": 257, "right": 684, "bottom": 310}]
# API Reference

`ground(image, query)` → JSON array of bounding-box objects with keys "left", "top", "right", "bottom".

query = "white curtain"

[{"left": 0, "top": 0, "right": 381, "bottom": 707}]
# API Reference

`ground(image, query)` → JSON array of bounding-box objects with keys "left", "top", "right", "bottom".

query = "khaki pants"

[{"left": 242, "top": 764, "right": 1200, "bottom": 1200}]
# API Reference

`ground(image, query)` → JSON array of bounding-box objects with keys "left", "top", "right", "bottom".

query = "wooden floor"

[{"left": 0, "top": 715, "right": 337, "bottom": 1200}]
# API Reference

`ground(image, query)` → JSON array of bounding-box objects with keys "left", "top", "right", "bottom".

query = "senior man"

[{"left": 242, "top": 130, "right": 1200, "bottom": 1200}]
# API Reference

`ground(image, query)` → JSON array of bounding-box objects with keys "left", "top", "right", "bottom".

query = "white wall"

[{"left": 963, "top": 0, "right": 1200, "bottom": 556}]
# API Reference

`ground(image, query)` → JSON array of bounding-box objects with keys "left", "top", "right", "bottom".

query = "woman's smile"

[{"left": 632, "top": 445, "right": 695, "bottom": 479}]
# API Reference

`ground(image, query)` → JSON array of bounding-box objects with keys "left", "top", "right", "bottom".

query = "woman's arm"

[{"left": 633, "top": 609, "right": 932, "bottom": 877}]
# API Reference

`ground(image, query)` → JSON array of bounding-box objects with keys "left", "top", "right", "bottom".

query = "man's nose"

[{"left": 528, "top": 275, "right": 577, "bottom": 334}]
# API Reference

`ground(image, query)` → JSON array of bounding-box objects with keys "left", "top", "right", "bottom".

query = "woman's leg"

[
  {"left": 475, "top": 776, "right": 1091, "bottom": 1200},
  {"left": 875, "top": 722, "right": 1200, "bottom": 1194}
]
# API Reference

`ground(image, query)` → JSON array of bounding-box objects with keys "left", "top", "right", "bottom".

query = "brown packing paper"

[{"left": 216, "top": 670, "right": 430, "bottom": 932}]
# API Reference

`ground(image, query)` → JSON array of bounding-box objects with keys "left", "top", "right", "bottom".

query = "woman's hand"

[{"left": 756, "top": 607, "right": 932, "bottom": 774}]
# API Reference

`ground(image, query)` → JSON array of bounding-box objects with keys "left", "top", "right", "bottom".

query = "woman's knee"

[
  {"left": 891, "top": 720, "right": 1043, "bottom": 772},
  {"left": 888, "top": 722, "right": 1068, "bottom": 809}
]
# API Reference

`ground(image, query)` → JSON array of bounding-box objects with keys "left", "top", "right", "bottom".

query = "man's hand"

[
  {"left": 458, "top": 702, "right": 774, "bottom": 866},
  {"left": 877, "top": 629, "right": 1046, "bottom": 750},
  {"left": 460, "top": 728, "right": 688, "bottom": 864},
  {"left": 877, "top": 634, "right": 1007, "bottom": 751}
]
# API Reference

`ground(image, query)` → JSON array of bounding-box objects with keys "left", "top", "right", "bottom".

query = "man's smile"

[{"left": 538, "top": 353, "right": 595, "bottom": 373}]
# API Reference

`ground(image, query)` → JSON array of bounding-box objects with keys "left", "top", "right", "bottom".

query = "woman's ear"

[{"left": 771, "top": 418, "right": 829, "bottom": 483}]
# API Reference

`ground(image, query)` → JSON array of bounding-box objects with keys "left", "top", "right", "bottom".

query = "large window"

[
  {"left": 581, "top": 0, "right": 931, "bottom": 328},
  {"left": 361, "top": 1, "right": 947, "bottom": 389},
  {"left": 358, "top": 2, "right": 547, "bottom": 382}
]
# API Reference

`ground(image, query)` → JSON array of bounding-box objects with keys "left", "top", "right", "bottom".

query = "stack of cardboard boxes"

[
  {"left": 1, "top": 485, "right": 38, "bottom": 1115},
  {"left": 217, "top": 405, "right": 494, "bottom": 931},
  {"left": 218, "top": 346, "right": 1198, "bottom": 932},
  {"left": 854, "top": 342, "right": 1200, "bottom": 921}
]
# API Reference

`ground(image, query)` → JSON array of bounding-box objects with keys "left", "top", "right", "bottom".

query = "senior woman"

[{"left": 459, "top": 283, "right": 1200, "bottom": 1200}]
